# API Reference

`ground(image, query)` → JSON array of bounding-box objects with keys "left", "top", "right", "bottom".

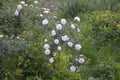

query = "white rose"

[
  {"left": 42, "top": 19, "right": 48, "bottom": 25},
  {"left": 68, "top": 42, "right": 73, "bottom": 47},
  {"left": 51, "top": 30, "right": 56, "bottom": 36},
  {"left": 20, "top": 1, "right": 25, "bottom": 5},
  {"left": 24, "top": 4, "right": 28, "bottom": 7},
  {"left": 78, "top": 58, "right": 85, "bottom": 64},
  {"left": 44, "top": 39, "right": 48, "bottom": 42},
  {"left": 61, "top": 19, "right": 66, "bottom": 25},
  {"left": 54, "top": 39, "right": 59, "bottom": 44},
  {"left": 34, "top": 1, "right": 38, "bottom": 4},
  {"left": 70, "top": 65, "right": 76, "bottom": 72},
  {"left": 42, "top": 7, "right": 47, "bottom": 11},
  {"left": 45, "top": 49, "right": 51, "bottom": 55},
  {"left": 75, "top": 44, "right": 82, "bottom": 50},
  {"left": 44, "top": 44, "right": 50, "bottom": 49},
  {"left": 16, "top": 36, "right": 20, "bottom": 39},
  {"left": 57, "top": 46, "right": 62, "bottom": 51},
  {"left": 61, "top": 35, "right": 69, "bottom": 41},
  {"left": 49, "top": 57, "right": 54, "bottom": 63},
  {"left": 53, "top": 16, "right": 57, "bottom": 19},
  {"left": 77, "top": 28, "right": 80, "bottom": 32},
  {"left": 56, "top": 24, "right": 62, "bottom": 30},
  {"left": 17, "top": 4, "right": 22, "bottom": 11},
  {"left": 39, "top": 14, "right": 43, "bottom": 17},
  {"left": 14, "top": 10, "right": 19, "bottom": 16},
  {"left": 43, "top": 10, "right": 50, "bottom": 14},
  {"left": 0, "top": 35, "right": 3, "bottom": 38},
  {"left": 74, "top": 16, "right": 80, "bottom": 22},
  {"left": 71, "top": 24, "right": 76, "bottom": 29}
]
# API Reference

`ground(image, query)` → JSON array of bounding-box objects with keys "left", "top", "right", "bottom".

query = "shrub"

[{"left": 90, "top": 11, "right": 120, "bottom": 47}]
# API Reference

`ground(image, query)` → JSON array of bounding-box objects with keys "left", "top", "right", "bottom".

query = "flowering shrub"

[
  {"left": 0, "top": 1, "right": 85, "bottom": 80},
  {"left": 40, "top": 10, "right": 86, "bottom": 72}
]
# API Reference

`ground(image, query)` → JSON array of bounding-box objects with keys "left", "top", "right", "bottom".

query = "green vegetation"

[{"left": 0, "top": 0, "right": 120, "bottom": 80}]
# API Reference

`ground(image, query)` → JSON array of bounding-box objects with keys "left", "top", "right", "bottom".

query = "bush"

[
  {"left": 0, "top": 1, "right": 84, "bottom": 80},
  {"left": 90, "top": 11, "right": 120, "bottom": 47}
]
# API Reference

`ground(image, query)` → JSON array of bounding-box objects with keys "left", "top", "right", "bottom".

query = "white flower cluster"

[{"left": 42, "top": 14, "right": 83, "bottom": 66}]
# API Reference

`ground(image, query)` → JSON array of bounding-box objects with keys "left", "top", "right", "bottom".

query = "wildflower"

[
  {"left": 78, "top": 57, "right": 85, "bottom": 64},
  {"left": 17, "top": 4, "right": 22, "bottom": 11},
  {"left": 71, "top": 24, "right": 76, "bottom": 29},
  {"left": 49, "top": 57, "right": 54, "bottom": 63},
  {"left": 75, "top": 44, "right": 82, "bottom": 50},
  {"left": 51, "top": 30, "right": 56, "bottom": 36},
  {"left": 70, "top": 65, "right": 76, "bottom": 72},
  {"left": 44, "top": 44, "right": 50, "bottom": 49},
  {"left": 56, "top": 24, "right": 62, "bottom": 30},
  {"left": 74, "top": 16, "right": 80, "bottom": 22},
  {"left": 61, "top": 35, "right": 69, "bottom": 41},
  {"left": 14, "top": 10, "right": 19, "bottom": 16},
  {"left": 24, "top": 4, "right": 28, "bottom": 7},
  {"left": 45, "top": 49, "right": 51, "bottom": 55},
  {"left": 20, "top": 1, "right": 25, "bottom": 5},
  {"left": 77, "top": 28, "right": 80, "bottom": 32},
  {"left": 34, "top": 1, "right": 38, "bottom": 4},
  {"left": 0, "top": 35, "right": 3, "bottom": 38},
  {"left": 42, "top": 19, "right": 48, "bottom": 25},
  {"left": 57, "top": 46, "right": 62, "bottom": 51},
  {"left": 68, "top": 42, "right": 73, "bottom": 47},
  {"left": 61, "top": 19, "right": 66, "bottom": 25},
  {"left": 54, "top": 39, "right": 59, "bottom": 44}
]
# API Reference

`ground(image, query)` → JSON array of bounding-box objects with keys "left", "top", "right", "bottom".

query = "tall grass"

[{"left": 59, "top": 0, "right": 120, "bottom": 18}]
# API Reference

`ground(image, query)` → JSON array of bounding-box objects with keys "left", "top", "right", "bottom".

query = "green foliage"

[
  {"left": 59, "top": 0, "right": 120, "bottom": 18},
  {"left": 90, "top": 11, "right": 120, "bottom": 47},
  {"left": 59, "top": 0, "right": 94, "bottom": 18},
  {"left": 0, "top": 1, "right": 42, "bottom": 37}
]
